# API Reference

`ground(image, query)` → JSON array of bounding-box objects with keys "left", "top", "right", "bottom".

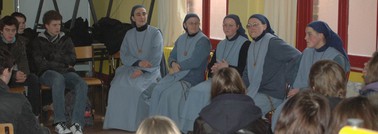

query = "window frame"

[{"left": 202, "top": 0, "right": 229, "bottom": 49}]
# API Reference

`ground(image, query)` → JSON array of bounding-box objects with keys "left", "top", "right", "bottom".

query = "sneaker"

[
  {"left": 54, "top": 122, "right": 71, "bottom": 134},
  {"left": 70, "top": 123, "right": 83, "bottom": 134}
]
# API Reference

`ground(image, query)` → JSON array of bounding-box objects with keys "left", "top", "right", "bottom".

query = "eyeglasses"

[{"left": 246, "top": 22, "right": 261, "bottom": 28}]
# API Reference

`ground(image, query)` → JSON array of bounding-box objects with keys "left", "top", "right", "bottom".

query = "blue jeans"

[{"left": 40, "top": 70, "right": 88, "bottom": 126}]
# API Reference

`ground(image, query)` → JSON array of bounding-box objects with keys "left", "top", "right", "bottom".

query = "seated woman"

[
  {"left": 275, "top": 90, "right": 331, "bottom": 134},
  {"left": 103, "top": 5, "right": 163, "bottom": 131},
  {"left": 179, "top": 14, "right": 250, "bottom": 133},
  {"left": 242, "top": 14, "right": 301, "bottom": 115},
  {"left": 272, "top": 60, "right": 347, "bottom": 130},
  {"left": 149, "top": 13, "right": 211, "bottom": 126},
  {"left": 360, "top": 51, "right": 378, "bottom": 96},
  {"left": 193, "top": 67, "right": 271, "bottom": 134},
  {"left": 328, "top": 96, "right": 378, "bottom": 134},
  {"left": 288, "top": 20, "right": 350, "bottom": 97}
]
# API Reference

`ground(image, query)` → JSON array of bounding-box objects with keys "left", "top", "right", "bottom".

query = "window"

[
  {"left": 209, "top": 1, "right": 227, "bottom": 40},
  {"left": 313, "top": 0, "right": 339, "bottom": 32},
  {"left": 348, "top": 0, "right": 377, "bottom": 57},
  {"left": 187, "top": 0, "right": 228, "bottom": 49},
  {"left": 187, "top": 0, "right": 203, "bottom": 29}
]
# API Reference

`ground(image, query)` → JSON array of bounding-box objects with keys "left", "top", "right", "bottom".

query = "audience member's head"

[
  {"left": 211, "top": 67, "right": 246, "bottom": 99},
  {"left": 367, "top": 93, "right": 378, "bottom": 115},
  {"left": 309, "top": 60, "right": 347, "bottom": 98},
  {"left": 364, "top": 51, "right": 378, "bottom": 85},
  {"left": 42, "top": 10, "right": 62, "bottom": 37},
  {"left": 42, "top": 10, "right": 62, "bottom": 25},
  {"left": 0, "top": 48, "right": 15, "bottom": 84},
  {"left": 11, "top": 12, "right": 26, "bottom": 34},
  {"left": 275, "top": 90, "right": 330, "bottom": 134},
  {"left": 0, "top": 16, "right": 19, "bottom": 43},
  {"left": 328, "top": 96, "right": 378, "bottom": 134},
  {"left": 136, "top": 116, "right": 181, "bottom": 134}
]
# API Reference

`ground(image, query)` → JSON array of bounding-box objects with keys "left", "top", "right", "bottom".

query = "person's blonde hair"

[
  {"left": 364, "top": 51, "right": 378, "bottom": 84},
  {"left": 211, "top": 67, "right": 246, "bottom": 99},
  {"left": 275, "top": 90, "right": 330, "bottom": 134},
  {"left": 136, "top": 116, "right": 181, "bottom": 134},
  {"left": 309, "top": 60, "right": 347, "bottom": 98},
  {"left": 328, "top": 96, "right": 378, "bottom": 134}
]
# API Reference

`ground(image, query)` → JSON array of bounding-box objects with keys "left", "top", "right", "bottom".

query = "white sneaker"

[
  {"left": 70, "top": 123, "right": 83, "bottom": 134},
  {"left": 54, "top": 122, "right": 71, "bottom": 134}
]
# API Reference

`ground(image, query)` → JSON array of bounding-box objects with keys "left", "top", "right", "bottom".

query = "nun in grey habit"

[
  {"left": 242, "top": 14, "right": 301, "bottom": 116},
  {"left": 103, "top": 5, "right": 163, "bottom": 131},
  {"left": 271, "top": 20, "right": 350, "bottom": 131},
  {"left": 179, "top": 14, "right": 250, "bottom": 133},
  {"left": 149, "top": 13, "right": 211, "bottom": 127}
]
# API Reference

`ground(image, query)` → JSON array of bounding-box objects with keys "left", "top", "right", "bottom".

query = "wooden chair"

[
  {"left": 74, "top": 46, "right": 106, "bottom": 114},
  {"left": 0, "top": 123, "right": 14, "bottom": 134},
  {"left": 108, "top": 51, "right": 121, "bottom": 76},
  {"left": 40, "top": 46, "right": 106, "bottom": 114}
]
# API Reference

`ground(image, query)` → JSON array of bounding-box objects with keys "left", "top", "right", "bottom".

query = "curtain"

[
  {"left": 264, "top": 0, "right": 297, "bottom": 46},
  {"left": 158, "top": 0, "right": 187, "bottom": 46}
]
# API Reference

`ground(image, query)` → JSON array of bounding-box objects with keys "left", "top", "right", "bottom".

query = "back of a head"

[
  {"left": 309, "top": 60, "right": 347, "bottom": 98},
  {"left": 136, "top": 116, "right": 181, "bottom": 134},
  {"left": 211, "top": 67, "right": 246, "bottom": 99},
  {"left": 275, "top": 90, "right": 330, "bottom": 134},
  {"left": 365, "top": 51, "right": 378, "bottom": 84},
  {"left": 367, "top": 93, "right": 378, "bottom": 114},
  {"left": 328, "top": 96, "right": 378, "bottom": 134}
]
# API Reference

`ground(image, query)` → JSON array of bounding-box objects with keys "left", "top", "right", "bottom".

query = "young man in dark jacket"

[
  {"left": 0, "top": 16, "right": 41, "bottom": 117},
  {"left": 32, "top": 10, "right": 87, "bottom": 134},
  {"left": 0, "top": 48, "right": 50, "bottom": 134},
  {"left": 11, "top": 12, "right": 38, "bottom": 74}
]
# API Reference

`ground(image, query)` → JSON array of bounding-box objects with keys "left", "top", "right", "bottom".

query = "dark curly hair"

[{"left": 0, "top": 16, "right": 19, "bottom": 31}]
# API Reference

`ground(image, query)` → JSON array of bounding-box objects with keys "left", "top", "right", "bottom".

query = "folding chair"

[{"left": 75, "top": 46, "right": 106, "bottom": 115}]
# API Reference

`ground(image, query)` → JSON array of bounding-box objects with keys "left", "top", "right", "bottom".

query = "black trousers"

[{"left": 9, "top": 73, "right": 41, "bottom": 116}]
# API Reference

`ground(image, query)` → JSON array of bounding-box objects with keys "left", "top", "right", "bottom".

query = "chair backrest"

[
  {"left": 74, "top": 46, "right": 94, "bottom": 77},
  {"left": 75, "top": 46, "right": 93, "bottom": 60},
  {"left": 110, "top": 51, "right": 120, "bottom": 71},
  {"left": 0, "top": 123, "right": 14, "bottom": 134}
]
